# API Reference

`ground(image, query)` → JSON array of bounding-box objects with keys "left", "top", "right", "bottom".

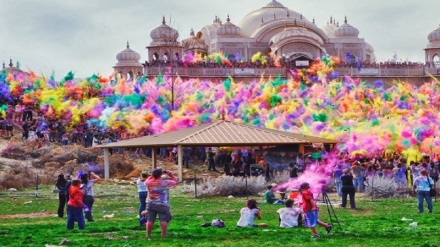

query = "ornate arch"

[{"left": 252, "top": 20, "right": 330, "bottom": 44}]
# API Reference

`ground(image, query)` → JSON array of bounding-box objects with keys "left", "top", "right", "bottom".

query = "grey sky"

[{"left": 1, "top": 0, "right": 438, "bottom": 79}]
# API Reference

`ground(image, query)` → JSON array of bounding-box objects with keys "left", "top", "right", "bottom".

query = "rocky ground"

[{"left": 0, "top": 131, "right": 220, "bottom": 190}]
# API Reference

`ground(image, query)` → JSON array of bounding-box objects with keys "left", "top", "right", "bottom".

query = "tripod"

[{"left": 321, "top": 191, "right": 342, "bottom": 230}]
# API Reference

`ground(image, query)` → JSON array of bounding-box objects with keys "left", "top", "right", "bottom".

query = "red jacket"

[
  {"left": 301, "top": 190, "right": 316, "bottom": 212},
  {"left": 68, "top": 185, "right": 83, "bottom": 208}
]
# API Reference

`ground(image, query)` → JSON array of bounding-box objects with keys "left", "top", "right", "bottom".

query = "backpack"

[{"left": 211, "top": 219, "right": 225, "bottom": 228}]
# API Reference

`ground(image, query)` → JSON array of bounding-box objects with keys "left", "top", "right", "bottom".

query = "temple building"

[
  {"left": 425, "top": 24, "right": 440, "bottom": 68},
  {"left": 143, "top": 0, "right": 376, "bottom": 67},
  {"left": 111, "top": 0, "right": 439, "bottom": 80},
  {"left": 113, "top": 42, "right": 144, "bottom": 79}
]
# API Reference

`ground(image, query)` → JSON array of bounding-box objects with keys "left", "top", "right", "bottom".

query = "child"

[
  {"left": 264, "top": 185, "right": 285, "bottom": 204},
  {"left": 299, "top": 182, "right": 332, "bottom": 238},
  {"left": 140, "top": 210, "right": 148, "bottom": 226},
  {"left": 236, "top": 199, "right": 267, "bottom": 227},
  {"left": 277, "top": 199, "right": 302, "bottom": 228},
  {"left": 67, "top": 179, "right": 85, "bottom": 230}
]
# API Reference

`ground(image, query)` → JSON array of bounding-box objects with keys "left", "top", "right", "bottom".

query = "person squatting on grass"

[
  {"left": 80, "top": 172, "right": 101, "bottom": 222},
  {"left": 56, "top": 174, "right": 71, "bottom": 218},
  {"left": 412, "top": 170, "right": 434, "bottom": 213},
  {"left": 137, "top": 172, "right": 149, "bottom": 224},
  {"left": 277, "top": 199, "right": 302, "bottom": 228},
  {"left": 299, "top": 182, "right": 332, "bottom": 238},
  {"left": 236, "top": 199, "right": 267, "bottom": 227},
  {"left": 145, "top": 168, "right": 178, "bottom": 238},
  {"left": 67, "top": 179, "right": 85, "bottom": 230}
]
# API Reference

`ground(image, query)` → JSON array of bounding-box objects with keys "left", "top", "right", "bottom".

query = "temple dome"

[
  {"left": 238, "top": 0, "right": 306, "bottom": 37},
  {"left": 150, "top": 16, "right": 179, "bottom": 43},
  {"left": 115, "top": 42, "right": 143, "bottom": 67},
  {"left": 217, "top": 15, "right": 241, "bottom": 36},
  {"left": 321, "top": 17, "right": 338, "bottom": 38},
  {"left": 182, "top": 29, "right": 207, "bottom": 51},
  {"left": 428, "top": 24, "right": 440, "bottom": 42},
  {"left": 270, "top": 25, "right": 324, "bottom": 46},
  {"left": 334, "top": 17, "right": 359, "bottom": 38}
]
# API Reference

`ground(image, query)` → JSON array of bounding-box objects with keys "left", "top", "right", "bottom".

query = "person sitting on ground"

[
  {"left": 236, "top": 199, "right": 267, "bottom": 227},
  {"left": 277, "top": 199, "right": 303, "bottom": 228},
  {"left": 264, "top": 185, "right": 285, "bottom": 204}
]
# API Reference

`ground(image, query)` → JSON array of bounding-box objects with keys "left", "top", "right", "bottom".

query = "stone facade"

[{"left": 143, "top": 0, "right": 376, "bottom": 66}]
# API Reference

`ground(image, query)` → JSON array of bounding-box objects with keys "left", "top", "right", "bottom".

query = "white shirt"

[
  {"left": 277, "top": 207, "right": 302, "bottom": 228},
  {"left": 236, "top": 208, "right": 259, "bottom": 227}
]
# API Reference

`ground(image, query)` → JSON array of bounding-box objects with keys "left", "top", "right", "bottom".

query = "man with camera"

[{"left": 145, "top": 168, "right": 178, "bottom": 238}]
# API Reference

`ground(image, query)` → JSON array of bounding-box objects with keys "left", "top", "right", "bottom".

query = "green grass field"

[{"left": 0, "top": 184, "right": 439, "bottom": 247}]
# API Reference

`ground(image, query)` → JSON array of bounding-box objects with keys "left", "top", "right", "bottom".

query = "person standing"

[
  {"left": 299, "top": 182, "right": 332, "bottom": 238},
  {"left": 145, "top": 168, "right": 178, "bottom": 238},
  {"left": 207, "top": 147, "right": 217, "bottom": 171},
  {"left": 340, "top": 169, "right": 356, "bottom": 209},
  {"left": 333, "top": 164, "right": 343, "bottom": 197},
  {"left": 183, "top": 147, "right": 191, "bottom": 168},
  {"left": 412, "top": 170, "right": 434, "bottom": 213},
  {"left": 56, "top": 174, "right": 71, "bottom": 218},
  {"left": 80, "top": 172, "right": 101, "bottom": 222},
  {"left": 137, "top": 172, "right": 149, "bottom": 224},
  {"left": 351, "top": 162, "right": 365, "bottom": 192},
  {"left": 67, "top": 179, "right": 85, "bottom": 230}
]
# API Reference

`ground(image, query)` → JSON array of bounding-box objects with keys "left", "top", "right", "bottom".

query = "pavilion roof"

[{"left": 99, "top": 120, "right": 338, "bottom": 148}]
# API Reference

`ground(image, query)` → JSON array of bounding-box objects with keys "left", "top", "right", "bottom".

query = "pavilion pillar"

[
  {"left": 177, "top": 145, "right": 183, "bottom": 182},
  {"left": 299, "top": 144, "right": 305, "bottom": 154},
  {"left": 151, "top": 147, "right": 157, "bottom": 170},
  {"left": 103, "top": 148, "right": 110, "bottom": 180}
]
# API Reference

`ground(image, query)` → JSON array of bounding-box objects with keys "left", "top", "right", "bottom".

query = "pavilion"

[{"left": 99, "top": 120, "right": 338, "bottom": 181}]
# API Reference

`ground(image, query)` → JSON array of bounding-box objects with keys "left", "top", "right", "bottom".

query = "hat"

[{"left": 299, "top": 182, "right": 310, "bottom": 190}]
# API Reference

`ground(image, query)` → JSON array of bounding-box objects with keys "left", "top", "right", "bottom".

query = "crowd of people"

[
  {"left": 0, "top": 101, "right": 135, "bottom": 151},
  {"left": 54, "top": 149, "right": 438, "bottom": 237}
]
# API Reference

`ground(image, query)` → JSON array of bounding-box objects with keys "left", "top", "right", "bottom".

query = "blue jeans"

[
  {"left": 183, "top": 156, "right": 190, "bottom": 168},
  {"left": 335, "top": 181, "right": 342, "bottom": 196},
  {"left": 417, "top": 190, "right": 433, "bottom": 213},
  {"left": 67, "top": 206, "right": 85, "bottom": 229},
  {"left": 354, "top": 177, "right": 364, "bottom": 192},
  {"left": 138, "top": 191, "right": 148, "bottom": 218}
]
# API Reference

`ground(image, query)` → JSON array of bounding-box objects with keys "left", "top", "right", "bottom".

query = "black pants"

[
  {"left": 83, "top": 195, "right": 95, "bottom": 221},
  {"left": 208, "top": 159, "right": 216, "bottom": 171},
  {"left": 341, "top": 186, "right": 356, "bottom": 209},
  {"left": 57, "top": 193, "right": 68, "bottom": 217}
]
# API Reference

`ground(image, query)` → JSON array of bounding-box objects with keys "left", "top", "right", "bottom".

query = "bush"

[
  {"left": 267, "top": 170, "right": 290, "bottom": 185},
  {"left": 0, "top": 163, "right": 53, "bottom": 189},
  {"left": 364, "top": 177, "right": 400, "bottom": 198},
  {"left": 183, "top": 175, "right": 266, "bottom": 197},
  {"left": 0, "top": 143, "right": 27, "bottom": 160}
]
